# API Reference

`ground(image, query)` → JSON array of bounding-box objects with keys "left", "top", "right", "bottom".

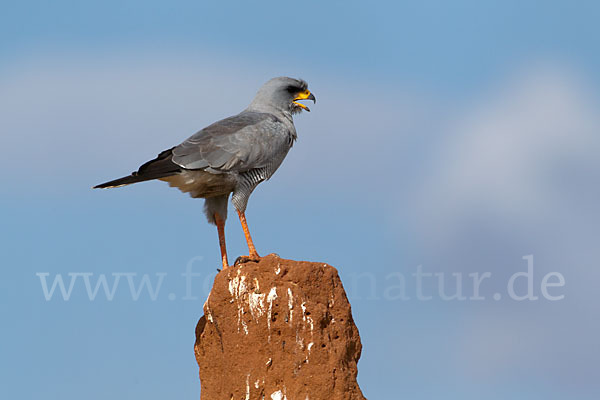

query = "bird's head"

[{"left": 249, "top": 77, "right": 316, "bottom": 115}]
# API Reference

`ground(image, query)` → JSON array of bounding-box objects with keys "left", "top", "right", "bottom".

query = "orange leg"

[
  {"left": 214, "top": 213, "right": 229, "bottom": 269},
  {"left": 237, "top": 209, "right": 260, "bottom": 260}
]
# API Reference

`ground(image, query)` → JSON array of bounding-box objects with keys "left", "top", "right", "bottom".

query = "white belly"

[{"left": 159, "top": 170, "right": 236, "bottom": 198}]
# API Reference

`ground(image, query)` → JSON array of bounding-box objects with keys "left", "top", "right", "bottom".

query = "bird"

[{"left": 94, "top": 77, "right": 315, "bottom": 269}]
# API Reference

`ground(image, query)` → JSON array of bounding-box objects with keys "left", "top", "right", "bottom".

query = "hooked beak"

[{"left": 293, "top": 90, "right": 316, "bottom": 112}]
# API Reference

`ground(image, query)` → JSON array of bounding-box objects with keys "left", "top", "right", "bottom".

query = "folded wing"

[{"left": 172, "top": 111, "right": 290, "bottom": 173}]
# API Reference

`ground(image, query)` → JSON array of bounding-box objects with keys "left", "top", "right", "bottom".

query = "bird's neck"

[{"left": 245, "top": 104, "right": 293, "bottom": 123}]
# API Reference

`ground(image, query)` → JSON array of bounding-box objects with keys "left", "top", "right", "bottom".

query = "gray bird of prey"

[{"left": 94, "top": 77, "right": 315, "bottom": 269}]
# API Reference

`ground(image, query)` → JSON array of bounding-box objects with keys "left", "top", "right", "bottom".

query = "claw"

[{"left": 234, "top": 255, "right": 261, "bottom": 266}]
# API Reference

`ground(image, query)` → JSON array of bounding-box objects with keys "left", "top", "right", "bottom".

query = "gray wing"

[{"left": 172, "top": 111, "right": 291, "bottom": 173}]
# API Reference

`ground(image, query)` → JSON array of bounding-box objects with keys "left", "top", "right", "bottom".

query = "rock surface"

[{"left": 194, "top": 254, "right": 366, "bottom": 400}]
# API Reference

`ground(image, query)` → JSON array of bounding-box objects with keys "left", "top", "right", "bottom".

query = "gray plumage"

[{"left": 94, "top": 77, "right": 315, "bottom": 226}]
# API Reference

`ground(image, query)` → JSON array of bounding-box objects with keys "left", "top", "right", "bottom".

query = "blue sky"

[{"left": 2, "top": 1, "right": 600, "bottom": 399}]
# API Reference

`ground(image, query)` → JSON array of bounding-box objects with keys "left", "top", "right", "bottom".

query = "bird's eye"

[{"left": 285, "top": 85, "right": 302, "bottom": 95}]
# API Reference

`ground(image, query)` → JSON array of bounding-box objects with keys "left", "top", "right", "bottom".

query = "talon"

[{"left": 234, "top": 255, "right": 261, "bottom": 265}]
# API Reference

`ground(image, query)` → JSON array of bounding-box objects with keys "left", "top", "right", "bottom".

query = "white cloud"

[
  {"left": 0, "top": 53, "right": 257, "bottom": 180},
  {"left": 410, "top": 65, "right": 600, "bottom": 245},
  {"left": 406, "top": 66, "right": 600, "bottom": 389}
]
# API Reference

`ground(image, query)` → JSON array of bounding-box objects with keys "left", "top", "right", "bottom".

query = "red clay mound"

[{"left": 195, "top": 254, "right": 366, "bottom": 400}]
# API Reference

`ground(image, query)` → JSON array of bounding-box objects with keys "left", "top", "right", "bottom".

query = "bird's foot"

[{"left": 234, "top": 255, "right": 261, "bottom": 266}]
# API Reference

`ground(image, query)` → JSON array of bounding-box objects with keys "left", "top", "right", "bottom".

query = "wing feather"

[{"left": 172, "top": 111, "right": 289, "bottom": 173}]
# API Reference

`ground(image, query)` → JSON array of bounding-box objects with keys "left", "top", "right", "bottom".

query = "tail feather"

[
  {"left": 93, "top": 172, "right": 176, "bottom": 188},
  {"left": 93, "top": 147, "right": 181, "bottom": 189}
]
